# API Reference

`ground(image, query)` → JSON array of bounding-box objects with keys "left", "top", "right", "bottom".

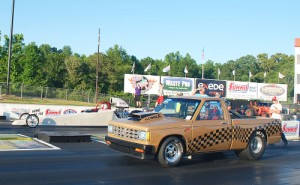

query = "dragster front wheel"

[{"left": 26, "top": 114, "right": 39, "bottom": 128}]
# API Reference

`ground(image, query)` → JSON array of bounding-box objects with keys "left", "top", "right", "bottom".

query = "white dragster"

[{"left": 11, "top": 97, "right": 132, "bottom": 128}]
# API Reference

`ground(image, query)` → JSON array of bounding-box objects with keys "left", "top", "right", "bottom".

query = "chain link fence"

[
  {"left": 0, "top": 82, "right": 158, "bottom": 107},
  {"left": 0, "top": 82, "right": 98, "bottom": 102},
  {"left": 1, "top": 82, "right": 299, "bottom": 112}
]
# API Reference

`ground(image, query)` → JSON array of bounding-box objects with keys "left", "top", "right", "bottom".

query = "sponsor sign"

[
  {"left": 63, "top": 109, "right": 77, "bottom": 114},
  {"left": 257, "top": 83, "right": 287, "bottom": 101},
  {"left": 32, "top": 109, "right": 43, "bottom": 116},
  {"left": 226, "top": 81, "right": 257, "bottom": 100},
  {"left": 195, "top": 79, "right": 226, "bottom": 97},
  {"left": 282, "top": 121, "right": 300, "bottom": 139},
  {"left": 161, "top": 77, "right": 195, "bottom": 96},
  {"left": 124, "top": 74, "right": 160, "bottom": 95},
  {"left": 45, "top": 109, "right": 62, "bottom": 116},
  {"left": 0, "top": 103, "right": 93, "bottom": 120}
]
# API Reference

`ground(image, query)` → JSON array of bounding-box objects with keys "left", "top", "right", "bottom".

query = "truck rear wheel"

[
  {"left": 235, "top": 131, "right": 266, "bottom": 160},
  {"left": 158, "top": 137, "right": 184, "bottom": 168}
]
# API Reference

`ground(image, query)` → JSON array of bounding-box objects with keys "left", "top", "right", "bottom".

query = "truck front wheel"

[
  {"left": 158, "top": 137, "right": 184, "bottom": 167},
  {"left": 235, "top": 131, "right": 266, "bottom": 160}
]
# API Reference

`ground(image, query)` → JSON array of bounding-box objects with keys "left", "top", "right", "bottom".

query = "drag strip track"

[{"left": 0, "top": 121, "right": 299, "bottom": 185}]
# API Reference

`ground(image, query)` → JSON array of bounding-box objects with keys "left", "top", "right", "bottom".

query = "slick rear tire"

[
  {"left": 236, "top": 131, "right": 266, "bottom": 160},
  {"left": 19, "top": 113, "right": 29, "bottom": 120},
  {"left": 158, "top": 137, "right": 184, "bottom": 168}
]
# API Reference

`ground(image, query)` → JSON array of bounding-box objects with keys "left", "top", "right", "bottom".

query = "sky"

[{"left": 0, "top": 0, "right": 299, "bottom": 64}]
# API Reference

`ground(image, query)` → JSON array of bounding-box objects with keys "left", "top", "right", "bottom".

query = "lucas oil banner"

[
  {"left": 195, "top": 79, "right": 227, "bottom": 97},
  {"left": 257, "top": 83, "right": 287, "bottom": 101},
  {"left": 161, "top": 77, "right": 195, "bottom": 96}
]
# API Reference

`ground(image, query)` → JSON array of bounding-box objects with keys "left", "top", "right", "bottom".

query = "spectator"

[
  {"left": 177, "top": 92, "right": 183, "bottom": 96},
  {"left": 269, "top": 96, "right": 288, "bottom": 146},
  {"left": 225, "top": 100, "right": 232, "bottom": 111},
  {"left": 191, "top": 86, "right": 208, "bottom": 97},
  {"left": 134, "top": 84, "right": 142, "bottom": 108},
  {"left": 202, "top": 109, "right": 211, "bottom": 120},
  {"left": 155, "top": 83, "right": 164, "bottom": 107}
]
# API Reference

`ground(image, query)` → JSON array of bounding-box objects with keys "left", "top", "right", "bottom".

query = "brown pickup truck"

[{"left": 105, "top": 96, "right": 282, "bottom": 167}]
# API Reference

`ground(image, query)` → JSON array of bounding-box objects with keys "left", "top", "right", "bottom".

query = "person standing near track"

[
  {"left": 269, "top": 96, "right": 288, "bottom": 146},
  {"left": 134, "top": 84, "right": 142, "bottom": 108},
  {"left": 155, "top": 83, "right": 164, "bottom": 107}
]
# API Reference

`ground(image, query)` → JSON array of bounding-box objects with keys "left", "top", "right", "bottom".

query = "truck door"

[{"left": 188, "top": 100, "right": 232, "bottom": 153}]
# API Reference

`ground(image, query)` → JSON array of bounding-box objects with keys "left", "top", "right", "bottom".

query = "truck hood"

[
  {"left": 131, "top": 112, "right": 163, "bottom": 122},
  {"left": 109, "top": 111, "right": 186, "bottom": 128}
]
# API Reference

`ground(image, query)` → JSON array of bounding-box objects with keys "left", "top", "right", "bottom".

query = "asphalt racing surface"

[{"left": 0, "top": 120, "right": 300, "bottom": 185}]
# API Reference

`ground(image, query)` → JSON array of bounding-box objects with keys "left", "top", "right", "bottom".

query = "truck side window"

[
  {"left": 197, "top": 100, "right": 224, "bottom": 120},
  {"left": 198, "top": 102, "right": 210, "bottom": 120}
]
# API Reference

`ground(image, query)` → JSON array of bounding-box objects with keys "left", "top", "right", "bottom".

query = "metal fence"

[
  {"left": 2, "top": 82, "right": 297, "bottom": 110},
  {"left": 0, "top": 82, "right": 100, "bottom": 102},
  {"left": 0, "top": 82, "right": 158, "bottom": 107}
]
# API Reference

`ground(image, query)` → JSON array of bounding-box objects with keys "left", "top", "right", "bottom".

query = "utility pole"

[
  {"left": 6, "top": 0, "right": 15, "bottom": 95},
  {"left": 95, "top": 29, "right": 100, "bottom": 103},
  {"left": 201, "top": 46, "right": 204, "bottom": 79},
  {"left": 201, "top": 65, "right": 204, "bottom": 79}
]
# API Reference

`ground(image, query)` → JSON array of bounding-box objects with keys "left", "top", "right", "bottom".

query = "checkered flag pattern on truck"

[
  {"left": 187, "top": 127, "right": 232, "bottom": 153},
  {"left": 187, "top": 121, "right": 281, "bottom": 153},
  {"left": 264, "top": 121, "right": 282, "bottom": 136},
  {"left": 233, "top": 121, "right": 281, "bottom": 143},
  {"left": 232, "top": 127, "right": 253, "bottom": 143}
]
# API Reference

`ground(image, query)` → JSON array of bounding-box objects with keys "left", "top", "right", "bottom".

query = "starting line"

[{"left": 0, "top": 134, "right": 60, "bottom": 151}]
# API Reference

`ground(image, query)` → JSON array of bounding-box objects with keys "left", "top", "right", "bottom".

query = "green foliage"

[{"left": 0, "top": 33, "right": 296, "bottom": 101}]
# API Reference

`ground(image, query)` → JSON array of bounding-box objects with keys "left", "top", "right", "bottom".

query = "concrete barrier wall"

[
  {"left": 0, "top": 103, "right": 118, "bottom": 126},
  {"left": 0, "top": 103, "right": 95, "bottom": 120},
  {"left": 12, "top": 110, "right": 115, "bottom": 126}
]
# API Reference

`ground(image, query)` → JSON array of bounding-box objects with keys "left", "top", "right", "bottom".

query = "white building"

[{"left": 294, "top": 38, "right": 300, "bottom": 104}]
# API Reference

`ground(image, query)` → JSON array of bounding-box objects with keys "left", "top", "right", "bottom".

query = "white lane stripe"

[
  {"left": 0, "top": 148, "right": 59, "bottom": 151},
  {"left": 0, "top": 134, "right": 61, "bottom": 151},
  {"left": 97, "top": 140, "right": 107, "bottom": 145},
  {"left": 91, "top": 137, "right": 107, "bottom": 145},
  {"left": 19, "top": 133, "right": 60, "bottom": 149},
  {"left": 32, "top": 138, "right": 61, "bottom": 150}
]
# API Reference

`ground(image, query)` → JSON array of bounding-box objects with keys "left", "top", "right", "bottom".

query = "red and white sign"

[
  {"left": 45, "top": 109, "right": 62, "bottom": 116},
  {"left": 282, "top": 121, "right": 300, "bottom": 140},
  {"left": 226, "top": 81, "right": 257, "bottom": 100}
]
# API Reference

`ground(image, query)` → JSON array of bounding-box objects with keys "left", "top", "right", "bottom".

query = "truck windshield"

[{"left": 154, "top": 98, "right": 201, "bottom": 120}]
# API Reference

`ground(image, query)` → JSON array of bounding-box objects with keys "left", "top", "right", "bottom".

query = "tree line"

[{"left": 0, "top": 32, "right": 295, "bottom": 100}]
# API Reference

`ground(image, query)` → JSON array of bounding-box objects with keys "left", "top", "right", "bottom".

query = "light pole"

[
  {"left": 6, "top": 0, "right": 15, "bottom": 95},
  {"left": 201, "top": 65, "right": 204, "bottom": 79},
  {"left": 95, "top": 29, "right": 100, "bottom": 103}
]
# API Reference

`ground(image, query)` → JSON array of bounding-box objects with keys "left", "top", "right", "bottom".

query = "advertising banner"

[
  {"left": 257, "top": 83, "right": 287, "bottom": 101},
  {"left": 226, "top": 81, "right": 258, "bottom": 100},
  {"left": 282, "top": 121, "right": 300, "bottom": 140},
  {"left": 195, "top": 79, "right": 226, "bottom": 97},
  {"left": 124, "top": 74, "right": 160, "bottom": 95},
  {"left": 161, "top": 77, "right": 194, "bottom": 96}
]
